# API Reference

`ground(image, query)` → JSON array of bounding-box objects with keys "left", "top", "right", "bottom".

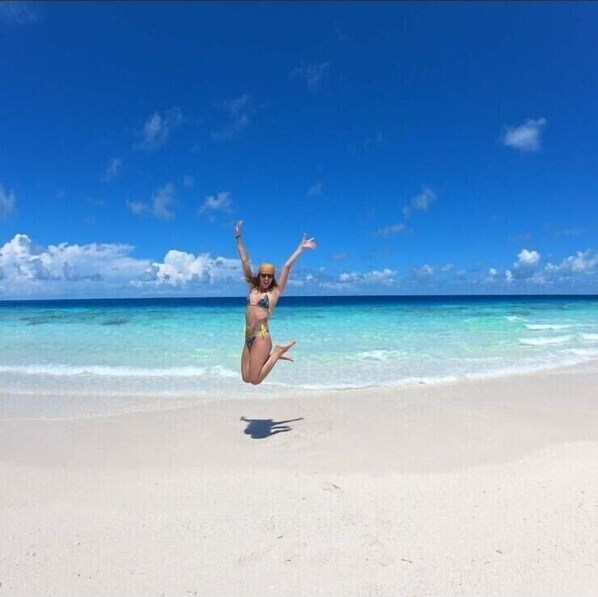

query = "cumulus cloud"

[
  {"left": 0, "top": 234, "right": 149, "bottom": 297},
  {"left": 211, "top": 94, "right": 251, "bottom": 142},
  {"left": 127, "top": 182, "right": 176, "bottom": 220},
  {"left": 198, "top": 191, "right": 233, "bottom": 217},
  {"left": 503, "top": 249, "right": 542, "bottom": 283},
  {"left": 402, "top": 187, "right": 436, "bottom": 219},
  {"left": 0, "top": 184, "right": 16, "bottom": 217},
  {"left": 545, "top": 250, "right": 598, "bottom": 277},
  {"left": 102, "top": 158, "right": 122, "bottom": 182},
  {"left": 282, "top": 271, "right": 317, "bottom": 289},
  {"left": 503, "top": 118, "right": 547, "bottom": 152},
  {"left": 502, "top": 248, "right": 598, "bottom": 288},
  {"left": 487, "top": 267, "right": 499, "bottom": 280},
  {"left": 517, "top": 248, "right": 540, "bottom": 267},
  {"left": 504, "top": 247, "right": 598, "bottom": 289},
  {"left": 0, "top": 234, "right": 243, "bottom": 298},
  {"left": 138, "top": 108, "right": 183, "bottom": 151},
  {"left": 332, "top": 268, "right": 396, "bottom": 288},
  {"left": 291, "top": 62, "right": 331, "bottom": 91},
  {"left": 411, "top": 264, "right": 434, "bottom": 280},
  {"left": 512, "top": 248, "right": 540, "bottom": 277},
  {"left": 0, "top": 2, "right": 42, "bottom": 25},
  {"left": 136, "top": 250, "right": 239, "bottom": 289}
]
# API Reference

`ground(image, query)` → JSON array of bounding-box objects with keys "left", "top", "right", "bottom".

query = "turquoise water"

[{"left": 1, "top": 296, "right": 597, "bottom": 418}]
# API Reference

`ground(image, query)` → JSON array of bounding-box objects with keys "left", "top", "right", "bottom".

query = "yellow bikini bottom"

[{"left": 245, "top": 322, "right": 269, "bottom": 348}]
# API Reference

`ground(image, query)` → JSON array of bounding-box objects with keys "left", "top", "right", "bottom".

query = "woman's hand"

[
  {"left": 300, "top": 234, "right": 316, "bottom": 250},
  {"left": 234, "top": 220, "right": 244, "bottom": 238}
]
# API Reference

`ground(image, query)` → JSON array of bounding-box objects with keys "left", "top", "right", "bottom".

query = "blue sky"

[{"left": 1, "top": 1, "right": 597, "bottom": 298}]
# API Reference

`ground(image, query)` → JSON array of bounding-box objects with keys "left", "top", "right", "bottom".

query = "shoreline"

[
  {"left": 1, "top": 361, "right": 597, "bottom": 595},
  {"left": 1, "top": 356, "right": 597, "bottom": 422},
  {"left": 2, "top": 359, "right": 597, "bottom": 473}
]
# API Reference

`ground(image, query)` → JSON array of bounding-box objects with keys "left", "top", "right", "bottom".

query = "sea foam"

[
  {"left": 519, "top": 335, "right": 573, "bottom": 346},
  {"left": 525, "top": 324, "right": 573, "bottom": 331},
  {"left": 0, "top": 364, "right": 238, "bottom": 378}
]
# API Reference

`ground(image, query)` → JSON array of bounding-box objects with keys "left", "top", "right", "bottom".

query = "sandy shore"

[{"left": 1, "top": 362, "right": 597, "bottom": 596}]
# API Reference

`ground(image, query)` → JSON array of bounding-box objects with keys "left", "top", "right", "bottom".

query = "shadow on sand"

[{"left": 240, "top": 416, "right": 304, "bottom": 439}]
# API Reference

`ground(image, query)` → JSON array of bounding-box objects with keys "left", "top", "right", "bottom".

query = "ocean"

[{"left": 1, "top": 295, "right": 597, "bottom": 418}]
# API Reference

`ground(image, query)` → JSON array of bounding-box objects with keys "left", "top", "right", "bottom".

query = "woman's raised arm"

[
  {"left": 276, "top": 233, "right": 316, "bottom": 295},
  {"left": 234, "top": 220, "right": 253, "bottom": 283}
]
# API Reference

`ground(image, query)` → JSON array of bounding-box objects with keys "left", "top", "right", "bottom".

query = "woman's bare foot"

[{"left": 274, "top": 341, "right": 296, "bottom": 360}]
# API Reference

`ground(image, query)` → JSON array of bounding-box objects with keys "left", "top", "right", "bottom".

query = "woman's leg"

[
  {"left": 241, "top": 343, "right": 252, "bottom": 383},
  {"left": 247, "top": 337, "right": 296, "bottom": 385}
]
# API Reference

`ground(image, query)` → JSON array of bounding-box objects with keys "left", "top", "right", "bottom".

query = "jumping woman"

[{"left": 234, "top": 220, "right": 316, "bottom": 385}]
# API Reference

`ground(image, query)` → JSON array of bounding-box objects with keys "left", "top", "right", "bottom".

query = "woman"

[{"left": 234, "top": 220, "right": 316, "bottom": 385}]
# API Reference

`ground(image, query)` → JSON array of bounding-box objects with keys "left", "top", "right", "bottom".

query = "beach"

[{"left": 1, "top": 361, "right": 597, "bottom": 596}]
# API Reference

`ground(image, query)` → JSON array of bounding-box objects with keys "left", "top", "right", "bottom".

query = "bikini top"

[{"left": 247, "top": 291, "right": 270, "bottom": 311}]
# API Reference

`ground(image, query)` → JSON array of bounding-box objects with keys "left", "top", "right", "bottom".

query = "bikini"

[{"left": 245, "top": 292, "right": 271, "bottom": 348}]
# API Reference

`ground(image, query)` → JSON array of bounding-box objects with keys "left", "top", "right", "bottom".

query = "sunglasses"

[{"left": 259, "top": 273, "right": 273, "bottom": 278}]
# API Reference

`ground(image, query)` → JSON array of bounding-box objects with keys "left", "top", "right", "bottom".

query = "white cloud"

[
  {"left": 307, "top": 182, "right": 323, "bottom": 197},
  {"left": 517, "top": 248, "right": 540, "bottom": 267},
  {"left": 0, "top": 234, "right": 149, "bottom": 297},
  {"left": 411, "top": 264, "right": 434, "bottom": 280},
  {"left": 286, "top": 271, "right": 317, "bottom": 289},
  {"left": 402, "top": 187, "right": 436, "bottom": 219},
  {"left": 503, "top": 118, "right": 546, "bottom": 152},
  {"left": 0, "top": 234, "right": 243, "bottom": 298},
  {"left": 4, "top": 232, "right": 595, "bottom": 299},
  {"left": 138, "top": 108, "right": 183, "bottom": 151},
  {"left": 183, "top": 176, "right": 195, "bottom": 189},
  {"left": 335, "top": 268, "right": 397, "bottom": 288},
  {"left": 102, "top": 158, "right": 122, "bottom": 182},
  {"left": 211, "top": 94, "right": 251, "bottom": 142},
  {"left": 0, "top": 2, "right": 41, "bottom": 24},
  {"left": 127, "top": 182, "right": 176, "bottom": 221},
  {"left": 506, "top": 248, "right": 541, "bottom": 281},
  {"left": 291, "top": 62, "right": 331, "bottom": 91},
  {"left": 502, "top": 248, "right": 598, "bottom": 288},
  {"left": 0, "top": 184, "right": 16, "bottom": 217},
  {"left": 545, "top": 250, "right": 598, "bottom": 277},
  {"left": 484, "top": 267, "right": 502, "bottom": 284},
  {"left": 138, "top": 250, "right": 239, "bottom": 289},
  {"left": 376, "top": 223, "right": 406, "bottom": 237},
  {"left": 199, "top": 191, "right": 233, "bottom": 216}
]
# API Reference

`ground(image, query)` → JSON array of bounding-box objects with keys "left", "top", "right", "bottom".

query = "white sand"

[{"left": 1, "top": 362, "right": 597, "bottom": 596}]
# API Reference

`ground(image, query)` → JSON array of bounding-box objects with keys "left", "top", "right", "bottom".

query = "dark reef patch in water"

[{"left": 102, "top": 319, "right": 129, "bottom": 326}]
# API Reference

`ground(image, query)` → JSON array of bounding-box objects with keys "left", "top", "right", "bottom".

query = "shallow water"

[{"left": 1, "top": 296, "right": 597, "bottom": 418}]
